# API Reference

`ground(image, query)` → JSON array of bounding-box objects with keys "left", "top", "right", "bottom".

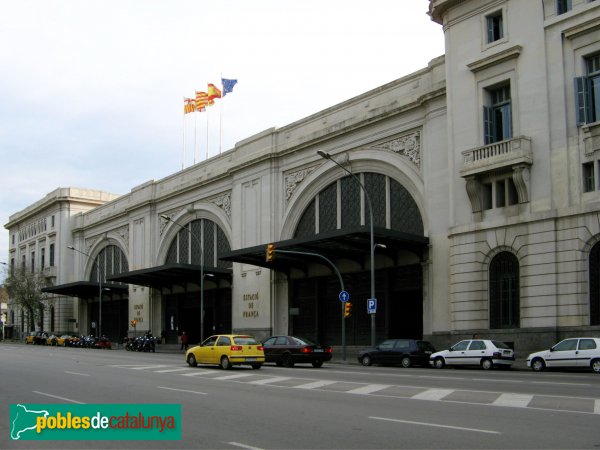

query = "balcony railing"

[{"left": 461, "top": 136, "right": 532, "bottom": 177}]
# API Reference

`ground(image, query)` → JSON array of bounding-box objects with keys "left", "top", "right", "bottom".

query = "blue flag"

[{"left": 222, "top": 78, "right": 238, "bottom": 96}]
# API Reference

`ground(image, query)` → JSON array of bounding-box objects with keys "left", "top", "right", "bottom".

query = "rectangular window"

[
  {"left": 51, "top": 215, "right": 55, "bottom": 227},
  {"left": 484, "top": 84, "right": 512, "bottom": 144},
  {"left": 557, "top": 0, "right": 571, "bottom": 14},
  {"left": 12, "top": 234, "right": 15, "bottom": 245},
  {"left": 486, "top": 11, "right": 503, "bottom": 43},
  {"left": 482, "top": 182, "right": 493, "bottom": 210},
  {"left": 496, "top": 179, "right": 506, "bottom": 207},
  {"left": 584, "top": 162, "right": 596, "bottom": 192},
  {"left": 22, "top": 255, "right": 26, "bottom": 271},
  {"left": 576, "top": 55, "right": 600, "bottom": 125},
  {"left": 41, "top": 248, "right": 45, "bottom": 269},
  {"left": 49, "top": 243, "right": 55, "bottom": 267},
  {"left": 10, "top": 258, "right": 14, "bottom": 275},
  {"left": 482, "top": 176, "right": 519, "bottom": 210},
  {"left": 31, "top": 252, "right": 35, "bottom": 273}
]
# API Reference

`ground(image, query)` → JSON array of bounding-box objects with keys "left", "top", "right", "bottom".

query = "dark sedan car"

[
  {"left": 263, "top": 336, "right": 332, "bottom": 368},
  {"left": 357, "top": 339, "right": 436, "bottom": 367}
]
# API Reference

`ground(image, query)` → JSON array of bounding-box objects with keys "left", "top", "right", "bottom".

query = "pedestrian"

[{"left": 180, "top": 331, "right": 188, "bottom": 351}]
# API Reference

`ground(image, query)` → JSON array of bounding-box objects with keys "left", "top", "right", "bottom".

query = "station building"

[{"left": 5, "top": 0, "right": 600, "bottom": 352}]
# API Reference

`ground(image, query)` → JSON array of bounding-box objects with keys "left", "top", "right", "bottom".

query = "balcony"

[
  {"left": 460, "top": 136, "right": 532, "bottom": 178},
  {"left": 460, "top": 136, "right": 533, "bottom": 214},
  {"left": 42, "top": 266, "right": 57, "bottom": 278}
]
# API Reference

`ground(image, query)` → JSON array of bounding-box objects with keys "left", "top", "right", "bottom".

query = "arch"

[
  {"left": 489, "top": 251, "right": 520, "bottom": 329},
  {"left": 88, "top": 245, "right": 129, "bottom": 283},
  {"left": 281, "top": 149, "right": 426, "bottom": 240},
  {"left": 293, "top": 172, "right": 424, "bottom": 238},
  {"left": 164, "top": 217, "right": 232, "bottom": 269},
  {"left": 157, "top": 204, "right": 232, "bottom": 266},
  {"left": 84, "top": 237, "right": 129, "bottom": 283}
]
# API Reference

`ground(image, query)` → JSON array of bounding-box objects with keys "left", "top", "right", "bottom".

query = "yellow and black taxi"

[
  {"left": 25, "top": 331, "right": 47, "bottom": 345},
  {"left": 185, "top": 334, "right": 265, "bottom": 370}
]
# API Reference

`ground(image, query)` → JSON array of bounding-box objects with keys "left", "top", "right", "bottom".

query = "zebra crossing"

[{"left": 109, "top": 363, "right": 600, "bottom": 415}]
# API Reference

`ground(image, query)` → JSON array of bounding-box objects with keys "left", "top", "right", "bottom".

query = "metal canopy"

[
  {"left": 106, "top": 263, "right": 232, "bottom": 289},
  {"left": 42, "top": 281, "right": 128, "bottom": 299},
  {"left": 219, "top": 226, "right": 429, "bottom": 274}
]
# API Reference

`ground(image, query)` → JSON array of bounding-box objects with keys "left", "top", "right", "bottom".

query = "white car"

[
  {"left": 526, "top": 337, "right": 600, "bottom": 373},
  {"left": 429, "top": 339, "right": 514, "bottom": 370}
]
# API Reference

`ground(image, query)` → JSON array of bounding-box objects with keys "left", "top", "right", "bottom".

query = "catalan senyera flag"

[
  {"left": 184, "top": 98, "right": 196, "bottom": 114},
  {"left": 195, "top": 91, "right": 208, "bottom": 111},
  {"left": 207, "top": 83, "right": 222, "bottom": 105}
]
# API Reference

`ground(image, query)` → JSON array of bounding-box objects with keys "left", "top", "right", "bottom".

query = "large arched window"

[
  {"left": 165, "top": 218, "right": 231, "bottom": 269},
  {"left": 589, "top": 242, "right": 600, "bottom": 325},
  {"left": 91, "top": 245, "right": 129, "bottom": 283},
  {"left": 295, "top": 173, "right": 423, "bottom": 237},
  {"left": 489, "top": 251, "right": 520, "bottom": 329}
]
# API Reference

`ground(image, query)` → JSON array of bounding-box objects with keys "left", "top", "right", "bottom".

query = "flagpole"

[
  {"left": 219, "top": 75, "right": 223, "bottom": 154},
  {"left": 193, "top": 109, "right": 198, "bottom": 165},
  {"left": 206, "top": 105, "right": 210, "bottom": 160},
  {"left": 182, "top": 97, "right": 186, "bottom": 170}
]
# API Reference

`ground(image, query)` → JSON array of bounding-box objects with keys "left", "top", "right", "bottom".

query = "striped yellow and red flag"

[
  {"left": 207, "top": 83, "right": 222, "bottom": 105},
  {"left": 184, "top": 98, "right": 196, "bottom": 114},
  {"left": 195, "top": 91, "right": 208, "bottom": 111}
]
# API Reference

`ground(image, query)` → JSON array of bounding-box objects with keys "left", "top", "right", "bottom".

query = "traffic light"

[
  {"left": 344, "top": 302, "right": 352, "bottom": 319},
  {"left": 266, "top": 243, "right": 275, "bottom": 262}
]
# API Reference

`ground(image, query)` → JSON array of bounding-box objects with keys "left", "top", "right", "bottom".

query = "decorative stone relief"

[
  {"left": 373, "top": 130, "right": 421, "bottom": 168},
  {"left": 115, "top": 225, "right": 130, "bottom": 248},
  {"left": 159, "top": 209, "right": 183, "bottom": 236},
  {"left": 512, "top": 164, "right": 530, "bottom": 204},
  {"left": 284, "top": 166, "right": 316, "bottom": 202},
  {"left": 211, "top": 192, "right": 232, "bottom": 219},
  {"left": 464, "top": 176, "right": 482, "bottom": 213}
]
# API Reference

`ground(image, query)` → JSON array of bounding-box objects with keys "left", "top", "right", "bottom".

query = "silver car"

[
  {"left": 430, "top": 339, "right": 514, "bottom": 370},
  {"left": 526, "top": 337, "right": 600, "bottom": 373}
]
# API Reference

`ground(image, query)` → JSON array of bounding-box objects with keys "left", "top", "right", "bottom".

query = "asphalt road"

[{"left": 1, "top": 343, "right": 599, "bottom": 449}]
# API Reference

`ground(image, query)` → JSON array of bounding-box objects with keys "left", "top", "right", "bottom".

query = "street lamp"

[
  {"left": 67, "top": 245, "right": 103, "bottom": 337},
  {"left": 317, "top": 150, "right": 377, "bottom": 346},
  {"left": 161, "top": 215, "right": 207, "bottom": 342}
]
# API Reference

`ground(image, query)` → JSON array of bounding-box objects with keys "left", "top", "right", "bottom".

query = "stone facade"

[{"left": 5, "top": 0, "right": 600, "bottom": 354}]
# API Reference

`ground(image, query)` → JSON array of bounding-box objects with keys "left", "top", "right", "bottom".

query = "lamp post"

[
  {"left": 317, "top": 151, "right": 377, "bottom": 346},
  {"left": 161, "top": 215, "right": 206, "bottom": 342},
  {"left": 67, "top": 245, "right": 103, "bottom": 337}
]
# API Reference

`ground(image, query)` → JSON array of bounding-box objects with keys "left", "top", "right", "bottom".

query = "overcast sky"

[{"left": 0, "top": 0, "right": 444, "bottom": 276}]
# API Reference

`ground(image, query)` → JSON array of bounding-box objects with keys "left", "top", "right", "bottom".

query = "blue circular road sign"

[{"left": 339, "top": 291, "right": 350, "bottom": 302}]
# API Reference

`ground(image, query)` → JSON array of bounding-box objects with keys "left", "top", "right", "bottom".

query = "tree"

[{"left": 4, "top": 268, "right": 51, "bottom": 331}]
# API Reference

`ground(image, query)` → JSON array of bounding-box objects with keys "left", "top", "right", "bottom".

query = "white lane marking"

[
  {"left": 532, "top": 381, "right": 591, "bottom": 387},
  {"left": 129, "top": 365, "right": 170, "bottom": 370},
  {"left": 157, "top": 386, "right": 207, "bottom": 395},
  {"left": 293, "top": 380, "right": 337, "bottom": 390},
  {"left": 595, "top": 399, "right": 600, "bottom": 414},
  {"left": 64, "top": 371, "right": 90, "bottom": 377},
  {"left": 212, "top": 373, "right": 255, "bottom": 381},
  {"left": 248, "top": 377, "right": 291, "bottom": 385},
  {"left": 180, "top": 370, "right": 216, "bottom": 377},
  {"left": 369, "top": 416, "right": 500, "bottom": 435},
  {"left": 32, "top": 391, "right": 84, "bottom": 404},
  {"left": 412, "top": 389, "right": 454, "bottom": 401},
  {"left": 493, "top": 393, "right": 533, "bottom": 408},
  {"left": 347, "top": 384, "right": 391, "bottom": 395},
  {"left": 154, "top": 368, "right": 192, "bottom": 373},
  {"left": 227, "top": 442, "right": 265, "bottom": 450}
]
